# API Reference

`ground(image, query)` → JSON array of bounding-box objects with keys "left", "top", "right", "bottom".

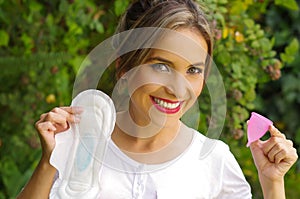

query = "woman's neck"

[
  {"left": 111, "top": 111, "right": 194, "bottom": 164},
  {"left": 112, "top": 111, "right": 180, "bottom": 152}
]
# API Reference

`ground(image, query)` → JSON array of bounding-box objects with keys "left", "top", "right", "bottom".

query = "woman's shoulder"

[{"left": 188, "top": 128, "right": 231, "bottom": 161}]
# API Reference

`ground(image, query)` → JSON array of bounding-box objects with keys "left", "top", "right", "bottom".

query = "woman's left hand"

[{"left": 249, "top": 125, "right": 298, "bottom": 181}]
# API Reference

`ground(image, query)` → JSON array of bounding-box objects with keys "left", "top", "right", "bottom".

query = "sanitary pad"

[{"left": 50, "top": 89, "right": 116, "bottom": 198}]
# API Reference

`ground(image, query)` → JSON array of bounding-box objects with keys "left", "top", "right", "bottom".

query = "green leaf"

[
  {"left": 251, "top": 40, "right": 260, "bottom": 48},
  {"left": 230, "top": 1, "right": 248, "bottom": 15},
  {"left": 261, "top": 59, "right": 270, "bottom": 68},
  {"left": 95, "top": 22, "right": 104, "bottom": 33},
  {"left": 46, "top": 14, "right": 54, "bottom": 25},
  {"left": 218, "top": 0, "right": 228, "bottom": 4},
  {"left": 269, "top": 50, "right": 277, "bottom": 57},
  {"left": 256, "top": 30, "right": 264, "bottom": 38},
  {"left": 59, "top": 0, "right": 69, "bottom": 14},
  {"left": 245, "top": 0, "right": 254, "bottom": 5},
  {"left": 275, "top": 0, "right": 299, "bottom": 10},
  {"left": 260, "top": 38, "right": 272, "bottom": 52},
  {"left": 280, "top": 38, "right": 299, "bottom": 64},
  {"left": 214, "top": 13, "right": 225, "bottom": 27},
  {"left": 0, "top": 30, "right": 9, "bottom": 46},
  {"left": 286, "top": 38, "right": 299, "bottom": 54},
  {"left": 280, "top": 53, "right": 289, "bottom": 63},
  {"left": 244, "top": 89, "right": 256, "bottom": 102},
  {"left": 217, "top": 50, "right": 231, "bottom": 65},
  {"left": 244, "top": 19, "right": 255, "bottom": 28},
  {"left": 232, "top": 63, "right": 242, "bottom": 78},
  {"left": 114, "top": 0, "right": 129, "bottom": 16},
  {"left": 29, "top": 1, "right": 42, "bottom": 12},
  {"left": 270, "top": 37, "right": 276, "bottom": 47},
  {"left": 218, "top": 7, "right": 228, "bottom": 14}
]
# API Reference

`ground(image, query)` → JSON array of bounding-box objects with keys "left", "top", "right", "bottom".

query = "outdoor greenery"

[{"left": 0, "top": 0, "right": 299, "bottom": 198}]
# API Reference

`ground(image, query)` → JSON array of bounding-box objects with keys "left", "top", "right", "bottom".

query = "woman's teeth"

[{"left": 153, "top": 97, "right": 180, "bottom": 109}]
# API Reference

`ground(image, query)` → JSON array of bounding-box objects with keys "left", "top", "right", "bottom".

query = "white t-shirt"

[{"left": 50, "top": 128, "right": 252, "bottom": 199}]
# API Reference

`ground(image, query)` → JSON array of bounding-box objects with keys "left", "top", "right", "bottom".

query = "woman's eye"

[
  {"left": 151, "top": 63, "right": 170, "bottom": 73},
  {"left": 187, "top": 67, "right": 203, "bottom": 74}
]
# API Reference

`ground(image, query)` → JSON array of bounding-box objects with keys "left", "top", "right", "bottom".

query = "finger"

[
  {"left": 249, "top": 139, "right": 261, "bottom": 150},
  {"left": 274, "top": 149, "right": 287, "bottom": 164},
  {"left": 46, "top": 111, "right": 67, "bottom": 123},
  {"left": 50, "top": 107, "right": 81, "bottom": 124},
  {"left": 269, "top": 125, "right": 285, "bottom": 139},
  {"left": 274, "top": 143, "right": 298, "bottom": 165},
  {"left": 39, "top": 113, "right": 47, "bottom": 120},
  {"left": 267, "top": 142, "right": 284, "bottom": 163},
  {"left": 261, "top": 136, "right": 284, "bottom": 156},
  {"left": 287, "top": 139, "right": 294, "bottom": 147},
  {"left": 36, "top": 121, "right": 57, "bottom": 133},
  {"left": 45, "top": 111, "right": 72, "bottom": 130},
  {"left": 249, "top": 140, "right": 259, "bottom": 159},
  {"left": 249, "top": 140, "right": 263, "bottom": 161},
  {"left": 249, "top": 140, "right": 269, "bottom": 170},
  {"left": 289, "top": 147, "right": 299, "bottom": 164},
  {"left": 60, "top": 106, "right": 84, "bottom": 115}
]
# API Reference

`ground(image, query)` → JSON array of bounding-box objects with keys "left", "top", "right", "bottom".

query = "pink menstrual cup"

[{"left": 246, "top": 112, "right": 273, "bottom": 147}]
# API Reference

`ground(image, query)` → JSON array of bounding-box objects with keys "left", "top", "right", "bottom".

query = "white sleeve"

[
  {"left": 49, "top": 171, "right": 61, "bottom": 199},
  {"left": 48, "top": 128, "right": 72, "bottom": 199},
  {"left": 216, "top": 145, "right": 252, "bottom": 199}
]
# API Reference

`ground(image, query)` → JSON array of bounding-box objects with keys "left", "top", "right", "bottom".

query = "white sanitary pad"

[{"left": 50, "top": 89, "right": 116, "bottom": 198}]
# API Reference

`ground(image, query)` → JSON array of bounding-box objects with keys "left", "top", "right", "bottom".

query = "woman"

[{"left": 17, "top": 0, "right": 297, "bottom": 198}]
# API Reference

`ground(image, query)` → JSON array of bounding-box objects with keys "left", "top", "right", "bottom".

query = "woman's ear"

[
  {"left": 116, "top": 57, "right": 130, "bottom": 79},
  {"left": 116, "top": 57, "right": 121, "bottom": 68},
  {"left": 115, "top": 57, "right": 125, "bottom": 79}
]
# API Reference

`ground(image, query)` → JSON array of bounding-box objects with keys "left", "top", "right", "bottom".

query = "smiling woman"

[
  {"left": 117, "top": 27, "right": 208, "bottom": 129},
  {"left": 17, "top": 0, "right": 298, "bottom": 199}
]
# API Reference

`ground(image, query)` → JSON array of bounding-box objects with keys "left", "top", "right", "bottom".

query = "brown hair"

[{"left": 114, "top": 0, "right": 213, "bottom": 79}]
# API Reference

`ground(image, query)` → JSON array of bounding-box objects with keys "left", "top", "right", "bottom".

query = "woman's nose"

[{"left": 165, "top": 72, "right": 190, "bottom": 99}]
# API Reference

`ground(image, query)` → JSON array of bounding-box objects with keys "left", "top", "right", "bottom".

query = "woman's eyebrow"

[
  {"left": 146, "top": 56, "right": 205, "bottom": 68},
  {"left": 188, "top": 62, "right": 205, "bottom": 68},
  {"left": 145, "top": 56, "right": 174, "bottom": 65}
]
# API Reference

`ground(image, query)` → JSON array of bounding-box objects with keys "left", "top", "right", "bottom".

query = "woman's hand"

[
  {"left": 250, "top": 125, "right": 298, "bottom": 181},
  {"left": 35, "top": 107, "right": 82, "bottom": 160},
  {"left": 17, "top": 107, "right": 83, "bottom": 199},
  {"left": 249, "top": 125, "right": 298, "bottom": 199}
]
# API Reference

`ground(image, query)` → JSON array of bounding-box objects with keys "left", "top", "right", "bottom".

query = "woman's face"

[{"left": 125, "top": 28, "right": 208, "bottom": 127}]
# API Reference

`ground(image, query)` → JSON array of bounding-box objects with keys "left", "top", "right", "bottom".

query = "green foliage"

[
  {"left": 275, "top": 0, "right": 299, "bottom": 11},
  {"left": 201, "top": 0, "right": 300, "bottom": 197},
  {"left": 280, "top": 38, "right": 299, "bottom": 63},
  {"left": 114, "top": 0, "right": 130, "bottom": 17},
  {"left": 0, "top": 0, "right": 117, "bottom": 197},
  {"left": 0, "top": 0, "right": 299, "bottom": 198},
  {"left": 254, "top": 4, "right": 300, "bottom": 195},
  {"left": 0, "top": 30, "right": 9, "bottom": 47}
]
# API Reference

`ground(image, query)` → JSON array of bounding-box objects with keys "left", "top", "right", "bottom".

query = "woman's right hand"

[{"left": 35, "top": 107, "right": 82, "bottom": 161}]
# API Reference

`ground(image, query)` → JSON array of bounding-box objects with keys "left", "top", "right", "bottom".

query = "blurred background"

[{"left": 0, "top": 0, "right": 299, "bottom": 198}]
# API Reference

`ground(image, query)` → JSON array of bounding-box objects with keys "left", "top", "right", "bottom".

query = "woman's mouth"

[{"left": 150, "top": 96, "right": 182, "bottom": 114}]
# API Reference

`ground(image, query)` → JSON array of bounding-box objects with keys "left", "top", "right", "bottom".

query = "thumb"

[{"left": 269, "top": 125, "right": 285, "bottom": 138}]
